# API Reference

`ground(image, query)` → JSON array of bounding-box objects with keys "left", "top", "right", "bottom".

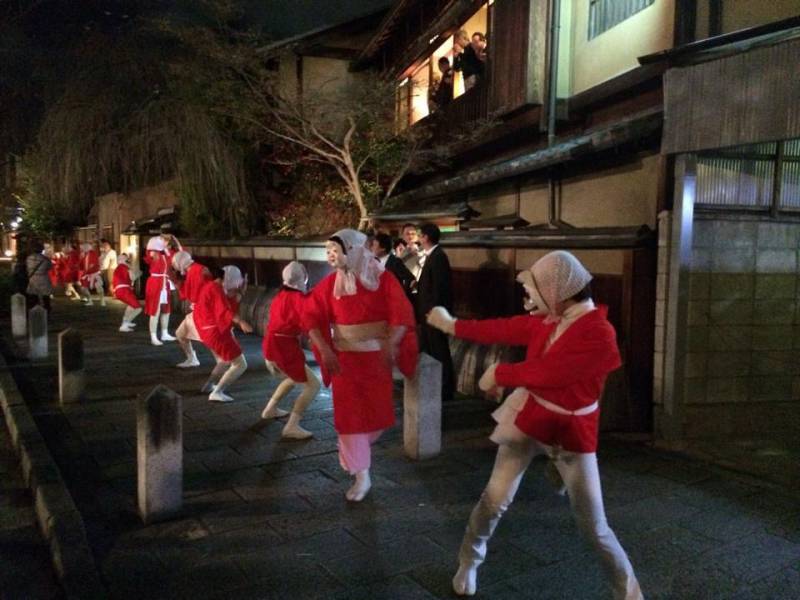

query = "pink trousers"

[{"left": 338, "top": 430, "right": 383, "bottom": 474}]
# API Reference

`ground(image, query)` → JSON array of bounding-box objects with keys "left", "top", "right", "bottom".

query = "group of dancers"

[
  {"left": 99, "top": 229, "right": 641, "bottom": 598},
  {"left": 46, "top": 240, "right": 111, "bottom": 306}
]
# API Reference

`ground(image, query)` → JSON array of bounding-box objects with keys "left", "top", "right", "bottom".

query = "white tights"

[
  {"left": 454, "top": 440, "right": 642, "bottom": 600},
  {"left": 205, "top": 354, "right": 247, "bottom": 392},
  {"left": 122, "top": 306, "right": 142, "bottom": 324}
]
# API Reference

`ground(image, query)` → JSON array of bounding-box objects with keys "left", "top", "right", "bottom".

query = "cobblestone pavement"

[
  {"left": 0, "top": 412, "right": 63, "bottom": 599},
  {"left": 3, "top": 297, "right": 800, "bottom": 599}
]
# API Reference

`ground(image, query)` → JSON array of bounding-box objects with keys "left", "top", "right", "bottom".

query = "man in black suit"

[
  {"left": 415, "top": 223, "right": 455, "bottom": 403},
  {"left": 371, "top": 232, "right": 416, "bottom": 303}
]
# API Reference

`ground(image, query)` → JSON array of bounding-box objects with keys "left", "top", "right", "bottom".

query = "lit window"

[{"left": 588, "top": 0, "right": 655, "bottom": 40}]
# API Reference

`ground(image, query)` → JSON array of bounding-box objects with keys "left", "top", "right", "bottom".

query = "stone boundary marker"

[
  {"left": 0, "top": 352, "right": 106, "bottom": 599},
  {"left": 138, "top": 385, "right": 183, "bottom": 524},
  {"left": 403, "top": 352, "right": 442, "bottom": 460},
  {"left": 59, "top": 329, "right": 85, "bottom": 404}
]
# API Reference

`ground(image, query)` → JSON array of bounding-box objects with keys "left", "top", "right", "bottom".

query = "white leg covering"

[
  {"left": 280, "top": 365, "right": 320, "bottom": 439},
  {"left": 123, "top": 306, "right": 142, "bottom": 324},
  {"left": 557, "top": 453, "right": 642, "bottom": 600},
  {"left": 346, "top": 469, "right": 371, "bottom": 502},
  {"left": 262, "top": 376, "right": 293, "bottom": 419},
  {"left": 79, "top": 286, "right": 92, "bottom": 305},
  {"left": 149, "top": 313, "right": 163, "bottom": 346},
  {"left": 209, "top": 355, "right": 247, "bottom": 402},
  {"left": 453, "top": 442, "right": 538, "bottom": 596},
  {"left": 160, "top": 313, "right": 175, "bottom": 341},
  {"left": 65, "top": 283, "right": 79, "bottom": 299},
  {"left": 201, "top": 360, "right": 228, "bottom": 393},
  {"left": 97, "top": 282, "right": 106, "bottom": 306}
]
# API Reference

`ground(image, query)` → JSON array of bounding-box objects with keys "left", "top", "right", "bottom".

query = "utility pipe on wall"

[{"left": 547, "top": 0, "right": 561, "bottom": 147}]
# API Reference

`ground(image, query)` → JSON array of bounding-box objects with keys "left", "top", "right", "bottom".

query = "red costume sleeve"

[
  {"left": 212, "top": 287, "right": 236, "bottom": 334},
  {"left": 494, "top": 320, "right": 621, "bottom": 389},
  {"left": 455, "top": 315, "right": 542, "bottom": 347}
]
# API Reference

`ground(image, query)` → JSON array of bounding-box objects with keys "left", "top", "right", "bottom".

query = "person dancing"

[
  {"left": 427, "top": 250, "right": 642, "bottom": 599},
  {"left": 194, "top": 266, "right": 252, "bottom": 402},
  {"left": 113, "top": 253, "right": 142, "bottom": 331},
  {"left": 143, "top": 236, "right": 176, "bottom": 346},
  {"left": 262, "top": 261, "right": 319, "bottom": 440},
  {"left": 171, "top": 250, "right": 212, "bottom": 368},
  {"left": 305, "top": 229, "right": 417, "bottom": 502}
]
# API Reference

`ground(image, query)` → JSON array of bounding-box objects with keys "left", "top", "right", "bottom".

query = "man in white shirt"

[{"left": 99, "top": 239, "right": 118, "bottom": 293}]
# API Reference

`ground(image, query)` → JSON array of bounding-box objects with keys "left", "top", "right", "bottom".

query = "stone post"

[
  {"left": 403, "top": 353, "right": 442, "bottom": 460},
  {"left": 27, "top": 305, "right": 48, "bottom": 359},
  {"left": 137, "top": 385, "right": 182, "bottom": 524},
  {"left": 59, "top": 329, "right": 84, "bottom": 404},
  {"left": 11, "top": 293, "right": 26, "bottom": 339}
]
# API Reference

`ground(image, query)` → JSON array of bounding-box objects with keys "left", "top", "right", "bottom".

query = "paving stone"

[
  {"left": 325, "top": 574, "right": 439, "bottom": 600},
  {"left": 707, "top": 531, "right": 800, "bottom": 584},
  {"left": 732, "top": 567, "right": 800, "bottom": 600}
]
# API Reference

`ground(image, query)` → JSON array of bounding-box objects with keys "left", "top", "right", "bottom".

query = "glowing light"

[
  {"left": 397, "top": 77, "right": 409, "bottom": 87},
  {"left": 4, "top": 250, "right": 12, "bottom": 257},
  {"left": 10, "top": 222, "right": 18, "bottom": 230},
  {"left": 429, "top": 35, "right": 439, "bottom": 44}
]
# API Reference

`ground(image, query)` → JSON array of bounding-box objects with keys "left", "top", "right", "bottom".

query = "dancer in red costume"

[
  {"left": 63, "top": 241, "right": 82, "bottom": 301},
  {"left": 143, "top": 236, "right": 176, "bottom": 346},
  {"left": 305, "top": 229, "right": 418, "bottom": 502},
  {"left": 194, "top": 266, "right": 252, "bottom": 402},
  {"left": 171, "top": 250, "right": 212, "bottom": 368},
  {"left": 113, "top": 253, "right": 142, "bottom": 332},
  {"left": 427, "top": 250, "right": 642, "bottom": 599},
  {"left": 77, "top": 242, "right": 105, "bottom": 306},
  {"left": 261, "top": 261, "right": 319, "bottom": 439}
]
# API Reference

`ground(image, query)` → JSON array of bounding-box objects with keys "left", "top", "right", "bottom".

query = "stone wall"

[{"left": 674, "top": 215, "right": 800, "bottom": 440}]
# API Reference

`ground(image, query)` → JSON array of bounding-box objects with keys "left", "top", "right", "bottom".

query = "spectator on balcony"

[
  {"left": 399, "top": 222, "right": 422, "bottom": 279},
  {"left": 429, "top": 56, "right": 455, "bottom": 111},
  {"left": 455, "top": 31, "right": 487, "bottom": 91}
]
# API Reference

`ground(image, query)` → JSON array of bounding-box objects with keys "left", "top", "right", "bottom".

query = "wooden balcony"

[{"left": 418, "top": 82, "right": 489, "bottom": 136}]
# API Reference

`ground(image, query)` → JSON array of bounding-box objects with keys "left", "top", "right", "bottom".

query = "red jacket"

[
  {"left": 263, "top": 287, "right": 308, "bottom": 382},
  {"left": 193, "top": 280, "right": 242, "bottom": 361},
  {"left": 455, "top": 306, "right": 621, "bottom": 453},
  {"left": 179, "top": 262, "right": 212, "bottom": 305}
]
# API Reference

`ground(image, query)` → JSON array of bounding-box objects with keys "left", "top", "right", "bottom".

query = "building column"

[{"left": 659, "top": 154, "right": 697, "bottom": 441}]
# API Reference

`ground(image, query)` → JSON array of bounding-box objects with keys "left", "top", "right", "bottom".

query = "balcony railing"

[{"left": 419, "top": 82, "right": 489, "bottom": 136}]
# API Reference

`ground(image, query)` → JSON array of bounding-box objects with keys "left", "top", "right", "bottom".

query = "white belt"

[
  {"left": 151, "top": 273, "right": 167, "bottom": 277},
  {"left": 199, "top": 324, "right": 216, "bottom": 331},
  {"left": 273, "top": 332, "right": 300, "bottom": 339},
  {"left": 534, "top": 395, "right": 598, "bottom": 416},
  {"left": 115, "top": 284, "right": 130, "bottom": 289}
]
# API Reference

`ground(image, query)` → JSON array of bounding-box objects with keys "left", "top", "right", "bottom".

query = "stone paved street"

[
  {"left": 0, "top": 412, "right": 63, "bottom": 599},
  {"left": 2, "top": 297, "right": 800, "bottom": 599}
]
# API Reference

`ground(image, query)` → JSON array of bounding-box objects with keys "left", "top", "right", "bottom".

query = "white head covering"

[
  {"left": 328, "top": 228, "right": 383, "bottom": 298},
  {"left": 516, "top": 251, "right": 592, "bottom": 320},
  {"left": 171, "top": 251, "right": 193, "bottom": 274},
  {"left": 282, "top": 261, "right": 308, "bottom": 293},
  {"left": 146, "top": 236, "right": 166, "bottom": 253},
  {"left": 117, "top": 253, "right": 129, "bottom": 266},
  {"left": 80, "top": 242, "right": 92, "bottom": 253},
  {"left": 222, "top": 265, "right": 244, "bottom": 293}
]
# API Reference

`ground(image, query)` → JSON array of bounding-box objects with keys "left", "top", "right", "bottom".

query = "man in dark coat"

[
  {"left": 415, "top": 223, "right": 455, "bottom": 403},
  {"left": 371, "top": 233, "right": 416, "bottom": 303}
]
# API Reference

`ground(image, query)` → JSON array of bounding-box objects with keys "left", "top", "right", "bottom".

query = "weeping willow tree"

[{"left": 15, "top": 0, "right": 263, "bottom": 238}]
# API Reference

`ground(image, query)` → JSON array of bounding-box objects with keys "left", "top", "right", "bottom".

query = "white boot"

[
  {"left": 119, "top": 322, "right": 134, "bottom": 332},
  {"left": 261, "top": 406, "right": 289, "bottom": 419},
  {"left": 282, "top": 412, "right": 313, "bottom": 440},
  {"left": 149, "top": 316, "right": 163, "bottom": 346},
  {"left": 208, "top": 384, "right": 234, "bottom": 403},
  {"left": 160, "top": 314, "right": 176, "bottom": 341},
  {"left": 346, "top": 469, "right": 371, "bottom": 502},
  {"left": 176, "top": 351, "right": 200, "bottom": 368}
]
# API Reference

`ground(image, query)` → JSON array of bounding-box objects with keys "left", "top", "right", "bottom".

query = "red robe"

[
  {"left": 304, "top": 270, "right": 418, "bottom": 435},
  {"left": 65, "top": 248, "right": 81, "bottom": 283},
  {"left": 79, "top": 249, "right": 102, "bottom": 290},
  {"left": 178, "top": 262, "right": 211, "bottom": 305},
  {"left": 112, "top": 264, "right": 140, "bottom": 308},
  {"left": 143, "top": 251, "right": 171, "bottom": 315},
  {"left": 455, "top": 306, "right": 621, "bottom": 453},
  {"left": 49, "top": 255, "right": 62, "bottom": 287},
  {"left": 193, "top": 280, "right": 241, "bottom": 361},
  {"left": 263, "top": 287, "right": 308, "bottom": 383}
]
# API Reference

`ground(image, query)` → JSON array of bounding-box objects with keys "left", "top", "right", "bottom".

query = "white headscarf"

[
  {"left": 146, "top": 236, "right": 166, "bottom": 253},
  {"left": 117, "top": 253, "right": 129, "bottom": 267},
  {"left": 171, "top": 251, "right": 193, "bottom": 275},
  {"left": 328, "top": 229, "right": 383, "bottom": 299},
  {"left": 516, "top": 251, "right": 592, "bottom": 322},
  {"left": 80, "top": 242, "right": 92, "bottom": 253},
  {"left": 222, "top": 265, "right": 245, "bottom": 293},
  {"left": 282, "top": 261, "right": 308, "bottom": 293}
]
